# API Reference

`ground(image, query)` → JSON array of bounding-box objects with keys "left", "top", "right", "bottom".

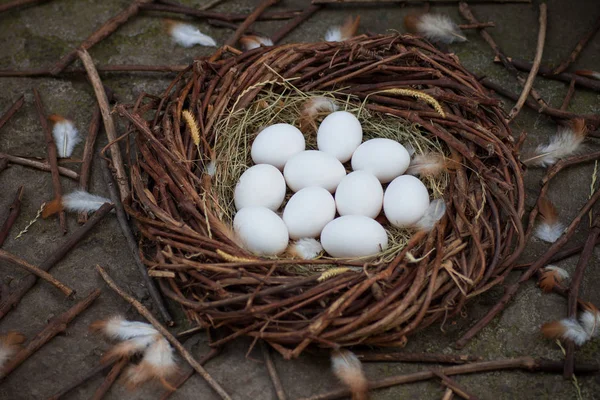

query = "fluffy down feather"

[
  {"left": 325, "top": 16, "right": 360, "bottom": 42},
  {"left": 101, "top": 334, "right": 157, "bottom": 364},
  {"left": 168, "top": 22, "right": 216, "bottom": 48},
  {"left": 526, "top": 119, "right": 587, "bottom": 167},
  {"left": 0, "top": 331, "right": 26, "bottom": 369},
  {"left": 580, "top": 310, "right": 600, "bottom": 339},
  {"left": 405, "top": 14, "right": 466, "bottom": 44},
  {"left": 534, "top": 197, "right": 564, "bottom": 243},
  {"left": 239, "top": 35, "right": 273, "bottom": 50},
  {"left": 331, "top": 349, "right": 369, "bottom": 400},
  {"left": 62, "top": 190, "right": 112, "bottom": 213},
  {"left": 415, "top": 199, "right": 446, "bottom": 232},
  {"left": 541, "top": 319, "right": 589, "bottom": 346},
  {"left": 50, "top": 115, "right": 80, "bottom": 158},
  {"left": 90, "top": 316, "right": 159, "bottom": 341},
  {"left": 287, "top": 238, "right": 323, "bottom": 260},
  {"left": 124, "top": 337, "right": 178, "bottom": 390}
]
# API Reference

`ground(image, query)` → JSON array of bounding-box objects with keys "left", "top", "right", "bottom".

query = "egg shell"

[
  {"left": 317, "top": 111, "right": 363, "bottom": 162},
  {"left": 251, "top": 123, "right": 306, "bottom": 170},
  {"left": 233, "top": 207, "right": 289, "bottom": 256},
  {"left": 283, "top": 150, "right": 346, "bottom": 193},
  {"left": 234, "top": 164, "right": 286, "bottom": 211},
  {"left": 283, "top": 187, "right": 336, "bottom": 239},
  {"left": 335, "top": 171, "right": 383, "bottom": 218},
  {"left": 384, "top": 175, "right": 430, "bottom": 227},
  {"left": 321, "top": 215, "right": 388, "bottom": 258},
  {"left": 351, "top": 138, "right": 411, "bottom": 183}
]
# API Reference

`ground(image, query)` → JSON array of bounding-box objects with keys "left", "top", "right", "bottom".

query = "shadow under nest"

[{"left": 117, "top": 34, "right": 525, "bottom": 359}]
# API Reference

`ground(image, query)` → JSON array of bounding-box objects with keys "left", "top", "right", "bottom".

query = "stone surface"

[{"left": 0, "top": 0, "right": 599, "bottom": 399}]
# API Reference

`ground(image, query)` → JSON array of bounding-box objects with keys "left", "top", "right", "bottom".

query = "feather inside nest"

[
  {"left": 49, "top": 115, "right": 80, "bottom": 158},
  {"left": 406, "top": 153, "right": 447, "bottom": 177},
  {"left": 167, "top": 20, "right": 216, "bottom": 48},
  {"left": 331, "top": 349, "right": 369, "bottom": 400},
  {"left": 525, "top": 119, "right": 587, "bottom": 167},
  {"left": 534, "top": 197, "right": 564, "bottom": 243},
  {"left": 0, "top": 331, "right": 26, "bottom": 369},
  {"left": 287, "top": 238, "right": 323, "bottom": 260},
  {"left": 404, "top": 14, "right": 466, "bottom": 44},
  {"left": 415, "top": 199, "right": 446, "bottom": 232},
  {"left": 299, "top": 96, "right": 338, "bottom": 133},
  {"left": 541, "top": 319, "right": 589, "bottom": 346},
  {"left": 239, "top": 35, "right": 273, "bottom": 51},
  {"left": 325, "top": 16, "right": 360, "bottom": 42}
]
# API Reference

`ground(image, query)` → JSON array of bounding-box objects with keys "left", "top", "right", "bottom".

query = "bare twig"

[
  {"left": 0, "top": 249, "right": 74, "bottom": 296},
  {"left": 100, "top": 158, "right": 172, "bottom": 325},
  {"left": 0, "top": 153, "right": 79, "bottom": 180},
  {"left": 552, "top": 16, "right": 600, "bottom": 75},
  {"left": 431, "top": 370, "right": 479, "bottom": 400},
  {"left": 312, "top": 0, "right": 530, "bottom": 3},
  {"left": 508, "top": 3, "right": 547, "bottom": 121},
  {"left": 225, "top": 0, "right": 280, "bottom": 47},
  {"left": 141, "top": 2, "right": 299, "bottom": 22},
  {"left": 90, "top": 358, "right": 127, "bottom": 400},
  {"left": 96, "top": 265, "right": 232, "bottom": 400},
  {"left": 560, "top": 79, "right": 577, "bottom": 111},
  {"left": 0, "top": 0, "right": 52, "bottom": 13},
  {"left": 0, "top": 289, "right": 100, "bottom": 379},
  {"left": 355, "top": 352, "right": 482, "bottom": 364},
  {"left": 46, "top": 362, "right": 114, "bottom": 400},
  {"left": 0, "top": 186, "right": 24, "bottom": 247},
  {"left": 0, "top": 203, "right": 113, "bottom": 319},
  {"left": 0, "top": 65, "right": 188, "bottom": 77},
  {"left": 78, "top": 49, "right": 129, "bottom": 200},
  {"left": 33, "top": 88, "right": 67, "bottom": 234},
  {"left": 0, "top": 158, "right": 8, "bottom": 174},
  {"left": 457, "top": 22, "right": 495, "bottom": 29},
  {"left": 51, "top": 0, "right": 152, "bottom": 75},
  {"left": 271, "top": 5, "right": 321, "bottom": 44},
  {"left": 262, "top": 342, "right": 287, "bottom": 400},
  {"left": 0, "top": 95, "right": 25, "bottom": 132},
  {"left": 77, "top": 105, "right": 102, "bottom": 224}
]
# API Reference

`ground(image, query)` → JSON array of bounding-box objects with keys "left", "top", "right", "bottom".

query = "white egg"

[
  {"left": 317, "top": 111, "right": 363, "bottom": 162},
  {"left": 251, "top": 123, "right": 305, "bottom": 170},
  {"left": 283, "top": 150, "right": 346, "bottom": 193},
  {"left": 335, "top": 171, "right": 383, "bottom": 218},
  {"left": 384, "top": 175, "right": 430, "bottom": 227},
  {"left": 321, "top": 216, "right": 388, "bottom": 258},
  {"left": 233, "top": 207, "right": 289, "bottom": 256},
  {"left": 283, "top": 187, "right": 336, "bottom": 239},
  {"left": 351, "top": 138, "right": 411, "bottom": 183},
  {"left": 234, "top": 165, "right": 286, "bottom": 211}
]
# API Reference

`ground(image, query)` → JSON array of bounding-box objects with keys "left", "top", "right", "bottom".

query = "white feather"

[
  {"left": 406, "top": 153, "right": 446, "bottom": 176},
  {"left": 170, "top": 23, "right": 216, "bottom": 48},
  {"left": 558, "top": 318, "right": 590, "bottom": 346},
  {"left": 124, "top": 337, "right": 177, "bottom": 387},
  {"left": 53, "top": 120, "right": 80, "bottom": 158},
  {"left": 206, "top": 160, "right": 216, "bottom": 177},
  {"left": 416, "top": 199, "right": 446, "bottom": 232},
  {"left": 0, "top": 344, "right": 18, "bottom": 369},
  {"left": 304, "top": 97, "right": 338, "bottom": 118},
  {"left": 417, "top": 14, "right": 466, "bottom": 44},
  {"left": 580, "top": 310, "right": 600, "bottom": 339},
  {"left": 543, "top": 265, "right": 569, "bottom": 280},
  {"left": 142, "top": 337, "right": 176, "bottom": 369},
  {"left": 331, "top": 349, "right": 368, "bottom": 397},
  {"left": 534, "top": 221, "right": 565, "bottom": 243},
  {"left": 240, "top": 35, "right": 273, "bottom": 50},
  {"left": 529, "top": 126, "right": 586, "bottom": 167},
  {"left": 97, "top": 316, "right": 159, "bottom": 341},
  {"left": 62, "top": 190, "right": 112, "bottom": 213},
  {"left": 290, "top": 238, "right": 323, "bottom": 260},
  {"left": 325, "top": 27, "right": 343, "bottom": 42}
]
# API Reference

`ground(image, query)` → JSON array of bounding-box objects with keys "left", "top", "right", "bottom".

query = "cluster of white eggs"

[{"left": 233, "top": 111, "right": 431, "bottom": 259}]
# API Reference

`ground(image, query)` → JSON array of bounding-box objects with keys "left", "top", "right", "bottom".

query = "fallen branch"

[
  {"left": 355, "top": 351, "right": 482, "bottom": 364},
  {"left": 225, "top": 0, "right": 280, "bottom": 47},
  {"left": 0, "top": 186, "right": 24, "bottom": 247},
  {"left": 46, "top": 362, "right": 114, "bottom": 400},
  {"left": 552, "top": 16, "right": 600, "bottom": 75},
  {"left": 560, "top": 79, "right": 577, "bottom": 111},
  {"left": 0, "top": 289, "right": 100, "bottom": 379},
  {"left": 271, "top": 5, "right": 321, "bottom": 44},
  {"left": 101, "top": 158, "right": 172, "bottom": 325},
  {"left": 300, "top": 357, "right": 598, "bottom": 400},
  {"left": 0, "top": 0, "right": 52, "bottom": 14},
  {"left": 77, "top": 105, "right": 102, "bottom": 224},
  {"left": 96, "top": 265, "right": 232, "bottom": 400},
  {"left": 0, "top": 64, "right": 188, "bottom": 77},
  {"left": 431, "top": 370, "right": 479, "bottom": 400},
  {"left": 0, "top": 203, "right": 113, "bottom": 319},
  {"left": 0, "top": 95, "right": 25, "bottom": 131},
  {"left": 312, "top": 0, "right": 531, "bottom": 3},
  {"left": 33, "top": 88, "right": 67, "bottom": 234},
  {"left": 78, "top": 49, "right": 129, "bottom": 200},
  {"left": 141, "top": 2, "right": 299, "bottom": 22},
  {"left": 507, "top": 3, "right": 547, "bottom": 121},
  {"left": 0, "top": 153, "right": 79, "bottom": 180},
  {"left": 90, "top": 358, "right": 127, "bottom": 400},
  {"left": 0, "top": 249, "right": 74, "bottom": 296},
  {"left": 457, "top": 22, "right": 494, "bottom": 29},
  {"left": 262, "top": 341, "right": 287, "bottom": 400}
]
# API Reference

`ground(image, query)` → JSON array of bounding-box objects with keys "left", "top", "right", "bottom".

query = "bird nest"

[{"left": 123, "top": 34, "right": 525, "bottom": 358}]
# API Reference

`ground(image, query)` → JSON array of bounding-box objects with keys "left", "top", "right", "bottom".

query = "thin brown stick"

[
  {"left": 355, "top": 352, "right": 482, "bottom": 364},
  {"left": 563, "top": 213, "right": 600, "bottom": 378},
  {"left": 142, "top": 2, "right": 299, "bottom": 22},
  {"left": 560, "top": 79, "right": 577, "bottom": 111},
  {"left": 159, "top": 347, "right": 222, "bottom": 400},
  {"left": 0, "top": 249, "right": 74, "bottom": 296},
  {"left": 262, "top": 341, "right": 287, "bottom": 400},
  {"left": 0, "top": 95, "right": 25, "bottom": 131},
  {"left": 225, "top": 0, "right": 280, "bottom": 47},
  {"left": 431, "top": 370, "right": 479, "bottom": 400},
  {"left": 508, "top": 3, "right": 547, "bottom": 121},
  {"left": 552, "top": 16, "right": 600, "bottom": 75},
  {"left": 0, "top": 289, "right": 100, "bottom": 379},
  {"left": 50, "top": 0, "right": 152, "bottom": 75},
  {"left": 78, "top": 49, "right": 129, "bottom": 200},
  {"left": 301, "top": 357, "right": 596, "bottom": 400},
  {"left": 96, "top": 265, "right": 232, "bottom": 400},
  {"left": 0, "top": 0, "right": 52, "bottom": 13},
  {"left": 271, "top": 5, "right": 321, "bottom": 44},
  {"left": 312, "top": 0, "right": 530, "bottom": 3},
  {"left": 33, "top": 88, "right": 67, "bottom": 234},
  {"left": 0, "top": 203, "right": 113, "bottom": 319},
  {"left": 0, "top": 153, "right": 79, "bottom": 180},
  {"left": 90, "top": 358, "right": 127, "bottom": 400},
  {"left": 101, "top": 158, "right": 172, "bottom": 325},
  {"left": 0, "top": 65, "right": 188, "bottom": 77},
  {"left": 77, "top": 105, "right": 102, "bottom": 224},
  {"left": 457, "top": 22, "right": 494, "bottom": 29},
  {"left": 456, "top": 186, "right": 600, "bottom": 348},
  {"left": 0, "top": 158, "right": 8, "bottom": 174},
  {"left": 0, "top": 186, "right": 24, "bottom": 247},
  {"left": 46, "top": 362, "right": 115, "bottom": 400},
  {"left": 442, "top": 388, "right": 454, "bottom": 400}
]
